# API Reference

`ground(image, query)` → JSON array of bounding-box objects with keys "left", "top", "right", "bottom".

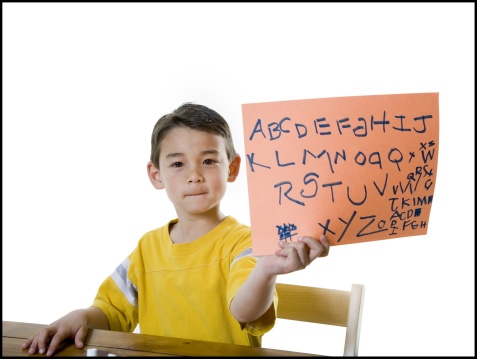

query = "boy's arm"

[
  {"left": 229, "top": 260, "right": 277, "bottom": 324},
  {"left": 22, "top": 306, "right": 109, "bottom": 357},
  {"left": 230, "top": 235, "right": 329, "bottom": 324}
]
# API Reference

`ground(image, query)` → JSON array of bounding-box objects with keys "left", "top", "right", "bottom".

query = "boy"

[{"left": 22, "top": 103, "right": 330, "bottom": 356}]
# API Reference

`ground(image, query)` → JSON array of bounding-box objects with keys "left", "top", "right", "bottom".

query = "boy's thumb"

[{"left": 74, "top": 327, "right": 87, "bottom": 348}]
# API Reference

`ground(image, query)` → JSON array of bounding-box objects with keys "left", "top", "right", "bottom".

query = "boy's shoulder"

[
  {"left": 139, "top": 220, "right": 173, "bottom": 241},
  {"left": 214, "top": 216, "right": 251, "bottom": 238}
]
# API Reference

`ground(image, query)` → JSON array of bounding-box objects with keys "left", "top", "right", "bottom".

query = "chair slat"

[{"left": 275, "top": 282, "right": 365, "bottom": 356}]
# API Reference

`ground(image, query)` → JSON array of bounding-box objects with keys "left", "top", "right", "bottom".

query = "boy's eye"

[
  {"left": 203, "top": 159, "right": 217, "bottom": 165},
  {"left": 171, "top": 162, "right": 183, "bottom": 168}
]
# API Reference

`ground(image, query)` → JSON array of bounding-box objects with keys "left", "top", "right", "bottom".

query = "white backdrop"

[{"left": 3, "top": 3, "right": 474, "bottom": 356}]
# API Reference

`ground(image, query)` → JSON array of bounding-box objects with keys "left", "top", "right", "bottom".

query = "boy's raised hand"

[{"left": 259, "top": 235, "right": 330, "bottom": 276}]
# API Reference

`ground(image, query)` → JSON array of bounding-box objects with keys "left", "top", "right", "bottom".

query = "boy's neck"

[{"left": 170, "top": 212, "right": 226, "bottom": 244}]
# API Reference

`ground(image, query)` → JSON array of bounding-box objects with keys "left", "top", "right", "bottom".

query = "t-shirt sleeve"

[
  {"left": 227, "top": 254, "right": 278, "bottom": 337},
  {"left": 91, "top": 255, "right": 139, "bottom": 333}
]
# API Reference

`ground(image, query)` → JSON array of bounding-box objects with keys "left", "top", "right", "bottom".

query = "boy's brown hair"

[{"left": 150, "top": 103, "right": 237, "bottom": 168}]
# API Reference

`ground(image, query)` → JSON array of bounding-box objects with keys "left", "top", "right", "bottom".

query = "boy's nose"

[{"left": 187, "top": 169, "right": 204, "bottom": 183}]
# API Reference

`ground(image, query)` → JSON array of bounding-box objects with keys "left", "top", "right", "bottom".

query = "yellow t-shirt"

[{"left": 92, "top": 216, "right": 277, "bottom": 347}]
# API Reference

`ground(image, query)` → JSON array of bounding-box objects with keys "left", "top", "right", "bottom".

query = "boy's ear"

[
  {"left": 227, "top": 154, "right": 241, "bottom": 183},
  {"left": 147, "top": 161, "right": 165, "bottom": 190}
]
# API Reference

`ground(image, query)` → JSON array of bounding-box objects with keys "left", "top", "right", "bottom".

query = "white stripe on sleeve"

[{"left": 110, "top": 257, "right": 138, "bottom": 307}]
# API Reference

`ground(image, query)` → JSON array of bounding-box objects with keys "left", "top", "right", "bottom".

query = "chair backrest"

[{"left": 275, "top": 283, "right": 365, "bottom": 356}]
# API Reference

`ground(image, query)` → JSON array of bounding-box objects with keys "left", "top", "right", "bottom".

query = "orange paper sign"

[{"left": 242, "top": 93, "right": 439, "bottom": 256}]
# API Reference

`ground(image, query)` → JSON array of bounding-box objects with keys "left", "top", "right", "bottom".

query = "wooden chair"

[{"left": 274, "top": 283, "right": 365, "bottom": 356}]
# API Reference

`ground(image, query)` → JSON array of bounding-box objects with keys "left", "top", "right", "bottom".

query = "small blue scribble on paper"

[{"left": 276, "top": 223, "right": 298, "bottom": 242}]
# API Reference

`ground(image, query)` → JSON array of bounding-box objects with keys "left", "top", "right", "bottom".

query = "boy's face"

[{"left": 148, "top": 127, "right": 240, "bottom": 216}]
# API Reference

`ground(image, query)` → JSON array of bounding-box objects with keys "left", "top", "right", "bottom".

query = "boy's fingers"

[
  {"left": 277, "top": 242, "right": 307, "bottom": 269},
  {"left": 46, "top": 334, "right": 63, "bottom": 357},
  {"left": 276, "top": 235, "right": 330, "bottom": 271},
  {"left": 298, "top": 236, "right": 329, "bottom": 261},
  {"left": 38, "top": 328, "right": 57, "bottom": 355},
  {"left": 22, "top": 336, "right": 33, "bottom": 349},
  {"left": 298, "top": 236, "right": 321, "bottom": 260},
  {"left": 74, "top": 326, "right": 88, "bottom": 348},
  {"left": 295, "top": 242, "right": 311, "bottom": 266},
  {"left": 27, "top": 337, "right": 38, "bottom": 354},
  {"left": 319, "top": 235, "right": 330, "bottom": 257}
]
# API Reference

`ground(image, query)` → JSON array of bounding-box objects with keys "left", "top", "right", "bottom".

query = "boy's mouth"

[{"left": 185, "top": 192, "right": 207, "bottom": 197}]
